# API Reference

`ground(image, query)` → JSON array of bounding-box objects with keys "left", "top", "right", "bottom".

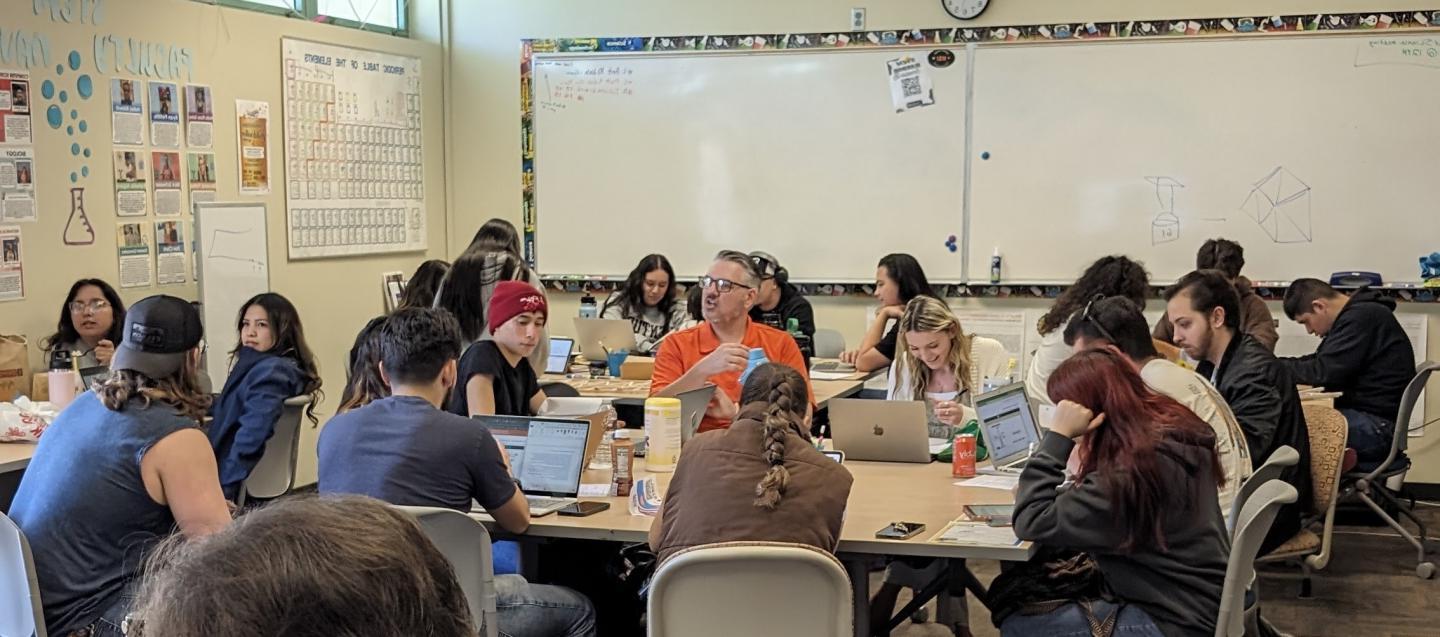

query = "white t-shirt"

[
  {"left": 1025, "top": 321, "right": 1071, "bottom": 408},
  {"left": 1140, "top": 358, "right": 1254, "bottom": 523}
]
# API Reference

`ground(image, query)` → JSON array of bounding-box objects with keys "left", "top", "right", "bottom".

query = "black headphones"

[{"left": 748, "top": 251, "right": 788, "bottom": 286}]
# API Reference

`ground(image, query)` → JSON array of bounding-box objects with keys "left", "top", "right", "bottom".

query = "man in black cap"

[
  {"left": 747, "top": 250, "right": 815, "bottom": 363},
  {"left": 10, "top": 295, "right": 232, "bottom": 637}
]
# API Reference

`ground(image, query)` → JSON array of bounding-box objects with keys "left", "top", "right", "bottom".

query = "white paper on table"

[
  {"left": 578, "top": 483, "right": 611, "bottom": 497},
  {"left": 929, "top": 520, "right": 1020, "bottom": 546},
  {"left": 811, "top": 370, "right": 857, "bottom": 381},
  {"left": 928, "top": 437, "right": 950, "bottom": 454},
  {"left": 954, "top": 474, "right": 1021, "bottom": 490}
]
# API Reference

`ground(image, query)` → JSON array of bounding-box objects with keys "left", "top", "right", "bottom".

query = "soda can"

[{"left": 953, "top": 432, "right": 977, "bottom": 478}]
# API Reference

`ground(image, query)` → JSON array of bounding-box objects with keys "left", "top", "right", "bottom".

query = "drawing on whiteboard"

[
  {"left": 207, "top": 228, "right": 266, "bottom": 272},
  {"left": 1241, "top": 166, "right": 1313, "bottom": 244},
  {"left": 1145, "top": 176, "right": 1183, "bottom": 245}
]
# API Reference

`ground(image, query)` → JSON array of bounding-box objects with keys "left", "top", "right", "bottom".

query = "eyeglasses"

[
  {"left": 69, "top": 300, "right": 111, "bottom": 314},
  {"left": 699, "top": 275, "right": 752, "bottom": 294},
  {"left": 1079, "top": 294, "right": 1121, "bottom": 345}
]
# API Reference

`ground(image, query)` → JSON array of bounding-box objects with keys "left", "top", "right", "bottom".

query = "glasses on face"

[
  {"left": 1079, "top": 294, "right": 1121, "bottom": 345},
  {"left": 69, "top": 300, "right": 111, "bottom": 314},
  {"left": 699, "top": 275, "right": 752, "bottom": 294}
]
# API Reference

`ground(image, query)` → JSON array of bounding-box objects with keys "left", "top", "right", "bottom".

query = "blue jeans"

[
  {"left": 1001, "top": 601, "right": 1164, "bottom": 637},
  {"left": 495, "top": 574, "right": 597, "bottom": 637},
  {"left": 1342, "top": 408, "right": 1404, "bottom": 472}
]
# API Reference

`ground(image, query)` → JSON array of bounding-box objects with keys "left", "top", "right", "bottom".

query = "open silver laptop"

[
  {"left": 573, "top": 318, "right": 637, "bottom": 359},
  {"left": 828, "top": 399, "right": 932, "bottom": 463},
  {"left": 678, "top": 384, "right": 718, "bottom": 444},
  {"left": 472, "top": 415, "right": 591, "bottom": 516},
  {"left": 973, "top": 382, "right": 1044, "bottom": 474}
]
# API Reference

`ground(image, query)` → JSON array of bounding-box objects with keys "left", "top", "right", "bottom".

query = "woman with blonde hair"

[{"left": 874, "top": 295, "right": 1008, "bottom": 636}]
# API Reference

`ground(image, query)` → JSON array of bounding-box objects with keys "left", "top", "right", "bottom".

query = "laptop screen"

[
  {"left": 545, "top": 338, "right": 574, "bottom": 374},
  {"left": 974, "top": 383, "right": 1042, "bottom": 466},
  {"left": 476, "top": 416, "right": 590, "bottom": 496}
]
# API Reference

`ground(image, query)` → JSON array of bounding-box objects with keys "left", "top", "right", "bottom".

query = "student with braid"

[{"left": 648, "top": 363, "right": 853, "bottom": 563}]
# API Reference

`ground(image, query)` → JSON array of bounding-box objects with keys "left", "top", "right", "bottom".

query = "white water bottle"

[{"left": 589, "top": 400, "right": 617, "bottom": 470}]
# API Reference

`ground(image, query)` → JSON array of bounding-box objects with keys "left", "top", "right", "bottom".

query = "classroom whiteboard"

[
  {"left": 195, "top": 202, "right": 270, "bottom": 387},
  {"left": 531, "top": 48, "right": 969, "bottom": 282},
  {"left": 967, "top": 34, "right": 1440, "bottom": 284}
]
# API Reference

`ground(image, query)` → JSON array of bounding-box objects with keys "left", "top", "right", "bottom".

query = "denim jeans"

[
  {"left": 1001, "top": 601, "right": 1164, "bottom": 637},
  {"left": 1341, "top": 408, "right": 1404, "bottom": 473},
  {"left": 495, "top": 574, "right": 597, "bottom": 637}
]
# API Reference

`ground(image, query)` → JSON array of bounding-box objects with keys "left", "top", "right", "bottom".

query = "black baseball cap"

[
  {"left": 112, "top": 295, "right": 204, "bottom": 379},
  {"left": 748, "top": 251, "right": 781, "bottom": 279}
]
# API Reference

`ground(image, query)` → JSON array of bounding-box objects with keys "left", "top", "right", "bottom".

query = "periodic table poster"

[{"left": 280, "top": 39, "right": 425, "bottom": 259}]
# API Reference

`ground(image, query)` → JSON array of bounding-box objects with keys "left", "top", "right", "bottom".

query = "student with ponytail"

[{"left": 648, "top": 363, "right": 853, "bottom": 563}]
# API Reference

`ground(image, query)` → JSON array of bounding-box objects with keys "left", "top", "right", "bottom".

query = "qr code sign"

[{"left": 901, "top": 76, "right": 922, "bottom": 97}]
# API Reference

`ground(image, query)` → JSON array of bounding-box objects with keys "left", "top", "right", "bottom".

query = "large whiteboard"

[
  {"left": 531, "top": 48, "right": 969, "bottom": 282},
  {"left": 195, "top": 202, "right": 269, "bottom": 388},
  {"left": 967, "top": 34, "right": 1440, "bottom": 284}
]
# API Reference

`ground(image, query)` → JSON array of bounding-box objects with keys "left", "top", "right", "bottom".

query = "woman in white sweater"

[{"left": 886, "top": 296, "right": 1010, "bottom": 438}]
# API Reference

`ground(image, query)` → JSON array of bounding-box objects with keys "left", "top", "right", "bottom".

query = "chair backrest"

[
  {"left": 648, "top": 541, "right": 852, "bottom": 637},
  {"left": 539, "top": 381, "right": 581, "bottom": 398},
  {"left": 1388, "top": 361, "right": 1438, "bottom": 459},
  {"left": 239, "top": 395, "right": 310, "bottom": 504},
  {"left": 1300, "top": 405, "right": 1349, "bottom": 515},
  {"left": 1227, "top": 445, "right": 1299, "bottom": 536},
  {"left": 1216, "top": 480, "right": 1298, "bottom": 637},
  {"left": 0, "top": 513, "right": 46, "bottom": 637},
  {"left": 813, "top": 329, "right": 845, "bottom": 359},
  {"left": 394, "top": 506, "right": 499, "bottom": 637}
]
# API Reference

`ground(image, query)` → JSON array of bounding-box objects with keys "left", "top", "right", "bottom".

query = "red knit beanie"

[{"left": 489, "top": 281, "right": 548, "bottom": 334}]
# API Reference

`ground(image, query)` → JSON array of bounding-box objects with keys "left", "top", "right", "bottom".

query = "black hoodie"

[{"left": 1281, "top": 289, "right": 1415, "bottom": 420}]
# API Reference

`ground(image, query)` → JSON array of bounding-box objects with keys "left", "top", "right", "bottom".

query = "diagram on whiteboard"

[
  {"left": 281, "top": 38, "right": 425, "bottom": 259},
  {"left": 207, "top": 227, "right": 267, "bottom": 273},
  {"left": 1145, "top": 176, "right": 1183, "bottom": 245},
  {"left": 1241, "top": 166, "right": 1313, "bottom": 244}
]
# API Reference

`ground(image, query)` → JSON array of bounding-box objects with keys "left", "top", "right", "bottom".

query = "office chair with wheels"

[
  {"left": 1256, "top": 406, "right": 1347, "bottom": 597},
  {"left": 1216, "top": 481, "right": 1297, "bottom": 637},
  {"left": 394, "top": 506, "right": 499, "bottom": 637},
  {"left": 0, "top": 512, "right": 46, "bottom": 637},
  {"left": 1228, "top": 445, "right": 1300, "bottom": 536}
]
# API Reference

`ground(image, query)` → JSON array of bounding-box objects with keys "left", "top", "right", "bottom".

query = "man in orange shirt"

[{"left": 651, "top": 250, "right": 814, "bottom": 433}]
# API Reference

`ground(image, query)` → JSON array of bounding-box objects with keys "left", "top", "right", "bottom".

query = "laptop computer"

[
  {"left": 471, "top": 415, "right": 592, "bottom": 516},
  {"left": 677, "top": 384, "right": 717, "bottom": 444},
  {"left": 828, "top": 399, "right": 932, "bottom": 463},
  {"left": 545, "top": 337, "right": 575, "bottom": 374},
  {"left": 573, "top": 318, "right": 637, "bottom": 359},
  {"left": 973, "top": 382, "right": 1044, "bottom": 474}
]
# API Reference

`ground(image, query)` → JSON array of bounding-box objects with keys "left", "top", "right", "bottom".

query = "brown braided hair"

[{"left": 739, "top": 363, "right": 810, "bottom": 511}]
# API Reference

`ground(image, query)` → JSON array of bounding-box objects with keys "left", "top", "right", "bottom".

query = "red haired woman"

[{"left": 1007, "top": 348, "right": 1228, "bottom": 637}]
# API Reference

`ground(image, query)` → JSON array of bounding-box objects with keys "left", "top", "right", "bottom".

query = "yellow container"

[{"left": 644, "top": 397, "right": 682, "bottom": 472}]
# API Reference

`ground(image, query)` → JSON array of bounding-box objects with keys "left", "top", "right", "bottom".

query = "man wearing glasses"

[{"left": 650, "top": 250, "right": 814, "bottom": 433}]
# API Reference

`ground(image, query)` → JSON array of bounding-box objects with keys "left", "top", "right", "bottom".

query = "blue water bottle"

[{"left": 739, "top": 348, "right": 769, "bottom": 386}]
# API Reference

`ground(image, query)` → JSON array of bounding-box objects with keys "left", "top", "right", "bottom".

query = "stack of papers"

[
  {"left": 929, "top": 519, "right": 1020, "bottom": 546},
  {"left": 628, "top": 475, "right": 663, "bottom": 517},
  {"left": 954, "top": 474, "right": 1020, "bottom": 490}
]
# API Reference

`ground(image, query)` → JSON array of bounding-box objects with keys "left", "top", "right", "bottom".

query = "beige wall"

[
  {"left": 4, "top": 1, "right": 446, "bottom": 484},
  {"left": 447, "top": 0, "right": 1440, "bottom": 482}
]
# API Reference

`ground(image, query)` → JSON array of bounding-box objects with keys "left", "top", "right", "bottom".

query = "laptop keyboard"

[{"left": 526, "top": 496, "right": 574, "bottom": 511}]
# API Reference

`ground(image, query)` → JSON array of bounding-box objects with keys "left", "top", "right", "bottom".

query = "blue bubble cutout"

[
  {"left": 41, "top": 80, "right": 54, "bottom": 99},
  {"left": 69, "top": 172, "right": 77, "bottom": 183},
  {"left": 81, "top": 167, "right": 90, "bottom": 177},
  {"left": 68, "top": 51, "right": 81, "bottom": 71},
  {"left": 46, "top": 106, "right": 62, "bottom": 128},
  {"left": 70, "top": 143, "right": 80, "bottom": 156},
  {"left": 77, "top": 75, "right": 93, "bottom": 99},
  {"left": 79, "top": 121, "right": 88, "bottom": 133}
]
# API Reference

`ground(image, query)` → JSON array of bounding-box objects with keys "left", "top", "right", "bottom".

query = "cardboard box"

[{"left": 619, "top": 356, "right": 655, "bottom": 380}]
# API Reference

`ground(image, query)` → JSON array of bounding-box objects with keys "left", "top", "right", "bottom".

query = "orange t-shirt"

[{"left": 649, "top": 318, "right": 814, "bottom": 433}]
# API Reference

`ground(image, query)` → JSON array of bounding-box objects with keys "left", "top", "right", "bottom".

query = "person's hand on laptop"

[
  {"left": 1051, "top": 400, "right": 1105, "bottom": 439},
  {"left": 697, "top": 342, "right": 749, "bottom": 377},
  {"left": 706, "top": 390, "right": 738, "bottom": 422}
]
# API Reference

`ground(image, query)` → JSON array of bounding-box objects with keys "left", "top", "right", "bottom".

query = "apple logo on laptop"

[{"left": 872, "top": 424, "right": 885, "bottom": 436}]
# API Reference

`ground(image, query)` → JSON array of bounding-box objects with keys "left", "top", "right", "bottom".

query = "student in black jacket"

[
  {"left": 1164, "top": 270, "right": 1311, "bottom": 552},
  {"left": 1013, "top": 348, "right": 1227, "bottom": 637},
  {"left": 747, "top": 251, "right": 815, "bottom": 360},
  {"left": 1281, "top": 280, "right": 1415, "bottom": 470}
]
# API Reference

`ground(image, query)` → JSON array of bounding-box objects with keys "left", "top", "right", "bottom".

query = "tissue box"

[{"left": 620, "top": 356, "right": 655, "bottom": 380}]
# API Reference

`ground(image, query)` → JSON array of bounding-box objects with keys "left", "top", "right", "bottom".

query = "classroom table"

[
  {"left": 473, "top": 458, "right": 1031, "bottom": 636},
  {"left": 541, "top": 358, "right": 879, "bottom": 408},
  {"left": 0, "top": 442, "right": 36, "bottom": 512}
]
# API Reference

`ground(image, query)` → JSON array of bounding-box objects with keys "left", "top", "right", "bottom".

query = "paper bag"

[{"left": 0, "top": 334, "right": 29, "bottom": 402}]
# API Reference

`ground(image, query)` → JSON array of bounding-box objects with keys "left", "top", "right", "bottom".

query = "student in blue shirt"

[
  {"left": 208, "top": 293, "right": 322, "bottom": 501},
  {"left": 319, "top": 307, "right": 596, "bottom": 637}
]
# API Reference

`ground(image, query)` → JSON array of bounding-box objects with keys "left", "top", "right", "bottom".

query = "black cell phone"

[
  {"left": 875, "top": 521, "right": 926, "bottom": 540},
  {"left": 557, "top": 501, "right": 611, "bottom": 517}
]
